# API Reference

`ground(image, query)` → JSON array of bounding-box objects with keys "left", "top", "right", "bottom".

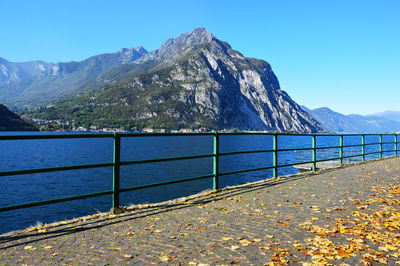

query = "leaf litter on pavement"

[{"left": 266, "top": 182, "right": 400, "bottom": 265}]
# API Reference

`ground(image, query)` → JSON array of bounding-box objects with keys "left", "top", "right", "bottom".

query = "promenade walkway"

[{"left": 1, "top": 157, "right": 400, "bottom": 265}]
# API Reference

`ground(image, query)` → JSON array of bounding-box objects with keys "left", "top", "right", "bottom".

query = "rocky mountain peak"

[
  {"left": 137, "top": 28, "right": 222, "bottom": 63},
  {"left": 134, "top": 46, "right": 148, "bottom": 54},
  {"left": 160, "top": 28, "right": 214, "bottom": 50},
  {"left": 178, "top": 27, "right": 214, "bottom": 45}
]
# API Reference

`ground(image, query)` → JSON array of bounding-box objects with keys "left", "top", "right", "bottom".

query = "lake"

[{"left": 0, "top": 132, "right": 396, "bottom": 234}]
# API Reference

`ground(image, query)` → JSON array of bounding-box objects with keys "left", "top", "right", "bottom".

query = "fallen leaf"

[
  {"left": 239, "top": 239, "right": 253, "bottom": 246},
  {"left": 277, "top": 221, "right": 288, "bottom": 226},
  {"left": 230, "top": 245, "right": 240, "bottom": 250},
  {"left": 159, "top": 255, "right": 176, "bottom": 261},
  {"left": 230, "top": 258, "right": 241, "bottom": 264}
]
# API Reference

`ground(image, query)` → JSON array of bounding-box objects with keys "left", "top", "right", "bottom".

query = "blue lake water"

[{"left": 0, "top": 132, "right": 397, "bottom": 234}]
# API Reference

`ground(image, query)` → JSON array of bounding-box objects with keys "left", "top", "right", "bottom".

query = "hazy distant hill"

[
  {"left": 26, "top": 28, "right": 322, "bottom": 132},
  {"left": 0, "top": 47, "right": 148, "bottom": 108},
  {"left": 0, "top": 104, "right": 37, "bottom": 131},
  {"left": 370, "top": 111, "right": 400, "bottom": 123},
  {"left": 302, "top": 106, "right": 400, "bottom": 133}
]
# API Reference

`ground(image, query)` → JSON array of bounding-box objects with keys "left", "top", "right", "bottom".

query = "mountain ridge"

[
  {"left": 0, "top": 47, "right": 148, "bottom": 108},
  {"left": 302, "top": 106, "right": 400, "bottom": 133}
]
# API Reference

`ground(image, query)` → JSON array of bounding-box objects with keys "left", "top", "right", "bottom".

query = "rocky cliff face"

[
  {"left": 130, "top": 28, "right": 321, "bottom": 132},
  {"left": 34, "top": 28, "right": 321, "bottom": 132}
]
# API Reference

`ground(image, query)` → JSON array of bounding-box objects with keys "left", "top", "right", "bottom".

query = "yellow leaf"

[
  {"left": 337, "top": 251, "right": 350, "bottom": 258},
  {"left": 379, "top": 246, "right": 389, "bottom": 252},
  {"left": 239, "top": 239, "right": 252, "bottom": 246},
  {"left": 378, "top": 257, "right": 388, "bottom": 264},
  {"left": 386, "top": 244, "right": 398, "bottom": 251},
  {"left": 159, "top": 256, "right": 169, "bottom": 261},
  {"left": 231, "top": 245, "right": 240, "bottom": 250}
]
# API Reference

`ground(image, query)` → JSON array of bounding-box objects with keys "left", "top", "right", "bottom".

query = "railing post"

[
  {"left": 379, "top": 134, "right": 383, "bottom": 159},
  {"left": 395, "top": 134, "right": 398, "bottom": 157},
  {"left": 361, "top": 134, "right": 365, "bottom": 162},
  {"left": 273, "top": 134, "right": 278, "bottom": 178},
  {"left": 113, "top": 133, "right": 121, "bottom": 213},
  {"left": 213, "top": 133, "right": 219, "bottom": 190},
  {"left": 312, "top": 135, "right": 316, "bottom": 171},
  {"left": 339, "top": 135, "right": 343, "bottom": 165}
]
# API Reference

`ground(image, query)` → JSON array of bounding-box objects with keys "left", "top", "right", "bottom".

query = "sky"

[{"left": 1, "top": 0, "right": 399, "bottom": 115}]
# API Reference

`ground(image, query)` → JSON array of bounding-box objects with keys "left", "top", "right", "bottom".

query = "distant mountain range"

[
  {"left": 369, "top": 111, "right": 400, "bottom": 123},
  {"left": 302, "top": 106, "right": 400, "bottom": 133},
  {"left": 0, "top": 47, "right": 148, "bottom": 108},
  {"left": 0, "top": 104, "right": 37, "bottom": 131},
  {"left": 9, "top": 28, "right": 321, "bottom": 132}
]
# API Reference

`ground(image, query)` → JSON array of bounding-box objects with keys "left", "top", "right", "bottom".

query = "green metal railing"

[{"left": 0, "top": 132, "right": 399, "bottom": 213}]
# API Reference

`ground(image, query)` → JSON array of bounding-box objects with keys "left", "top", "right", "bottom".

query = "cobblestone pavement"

[{"left": 1, "top": 157, "right": 400, "bottom": 265}]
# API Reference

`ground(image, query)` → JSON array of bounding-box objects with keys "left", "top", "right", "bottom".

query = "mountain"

[
  {"left": 0, "top": 104, "right": 37, "bottom": 131},
  {"left": 302, "top": 106, "right": 400, "bottom": 133},
  {"left": 0, "top": 57, "right": 53, "bottom": 85},
  {"left": 27, "top": 28, "right": 322, "bottom": 132},
  {"left": 0, "top": 47, "right": 148, "bottom": 108},
  {"left": 370, "top": 111, "right": 400, "bottom": 123}
]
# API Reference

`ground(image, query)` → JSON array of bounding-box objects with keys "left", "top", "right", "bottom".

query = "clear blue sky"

[{"left": 1, "top": 0, "right": 399, "bottom": 115}]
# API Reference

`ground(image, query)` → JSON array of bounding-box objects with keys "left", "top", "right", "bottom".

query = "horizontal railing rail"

[{"left": 0, "top": 132, "right": 399, "bottom": 213}]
